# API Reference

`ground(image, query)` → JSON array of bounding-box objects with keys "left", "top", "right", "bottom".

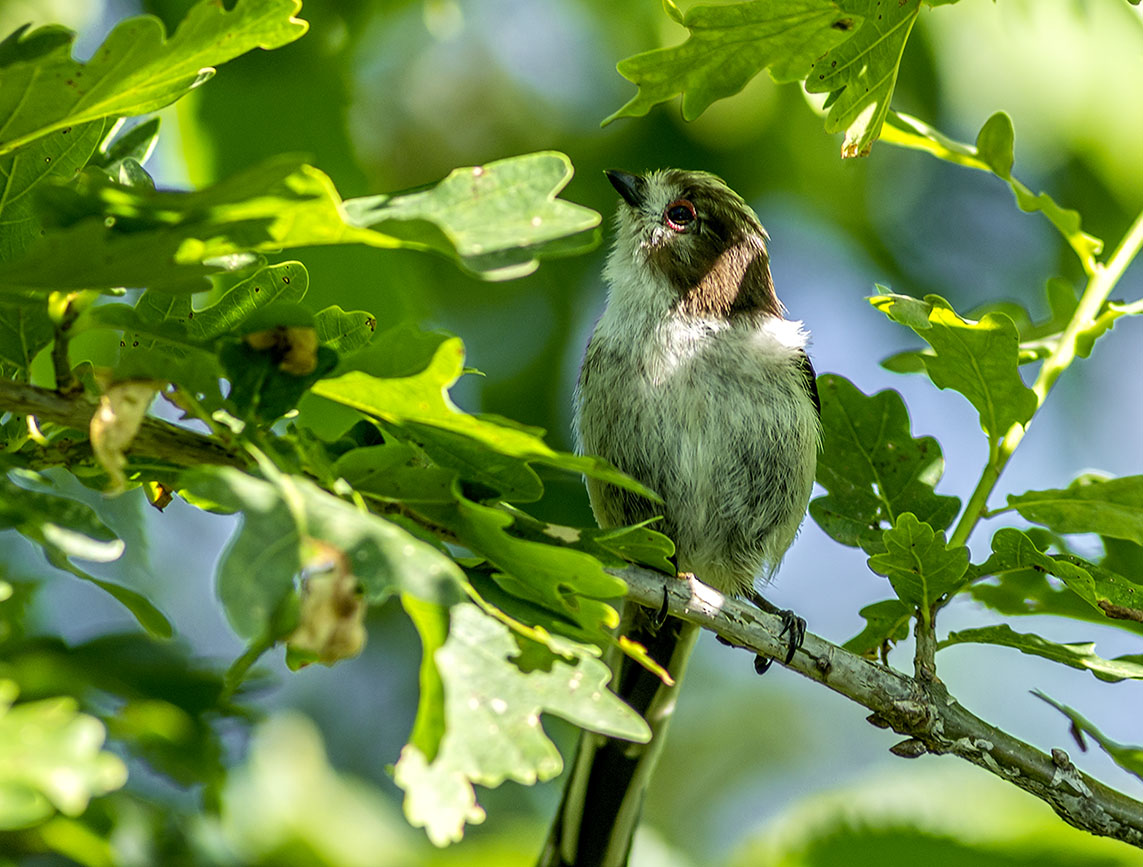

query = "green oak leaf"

[
  {"left": 333, "top": 444, "right": 462, "bottom": 505},
  {"left": 181, "top": 467, "right": 466, "bottom": 640},
  {"left": 0, "top": 120, "right": 106, "bottom": 263},
  {"left": 393, "top": 603, "right": 649, "bottom": 846},
  {"left": 1006, "top": 474, "right": 1143, "bottom": 546},
  {"left": 804, "top": 0, "right": 921, "bottom": 157},
  {"left": 881, "top": 112, "right": 1103, "bottom": 266},
  {"left": 979, "top": 528, "right": 1143, "bottom": 625},
  {"left": 843, "top": 598, "right": 912, "bottom": 658},
  {"left": 0, "top": 299, "right": 54, "bottom": 371},
  {"left": 0, "top": 681, "right": 127, "bottom": 830},
  {"left": 868, "top": 513, "right": 969, "bottom": 614},
  {"left": 3, "top": 152, "right": 599, "bottom": 293},
  {"left": 1035, "top": 692, "right": 1143, "bottom": 783},
  {"left": 86, "top": 118, "right": 161, "bottom": 172},
  {"left": 942, "top": 624, "right": 1143, "bottom": 682},
  {"left": 602, "top": 0, "right": 859, "bottom": 125},
  {"left": 314, "top": 305, "right": 377, "bottom": 354},
  {"left": 342, "top": 152, "right": 600, "bottom": 281},
  {"left": 500, "top": 507, "right": 676, "bottom": 575},
  {"left": 810, "top": 374, "right": 960, "bottom": 552},
  {"left": 871, "top": 292, "right": 1037, "bottom": 449},
  {"left": 312, "top": 337, "right": 657, "bottom": 502},
  {"left": 418, "top": 495, "right": 626, "bottom": 638},
  {"left": 969, "top": 567, "right": 1143, "bottom": 637},
  {"left": 0, "top": 0, "right": 307, "bottom": 158}
]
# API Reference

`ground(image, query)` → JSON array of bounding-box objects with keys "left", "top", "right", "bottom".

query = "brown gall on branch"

[{"left": 615, "top": 565, "right": 1143, "bottom": 849}]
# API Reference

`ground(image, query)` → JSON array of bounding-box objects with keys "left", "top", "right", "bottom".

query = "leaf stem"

[{"left": 948, "top": 205, "right": 1143, "bottom": 549}]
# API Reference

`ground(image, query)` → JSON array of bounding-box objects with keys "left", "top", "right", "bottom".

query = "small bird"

[{"left": 539, "top": 169, "right": 821, "bottom": 867}]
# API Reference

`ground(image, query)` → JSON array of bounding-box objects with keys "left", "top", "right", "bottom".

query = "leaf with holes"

[
  {"left": 805, "top": 0, "right": 921, "bottom": 157},
  {"left": 394, "top": 603, "right": 649, "bottom": 846}
]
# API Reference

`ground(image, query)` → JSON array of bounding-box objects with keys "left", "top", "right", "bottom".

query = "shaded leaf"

[
  {"left": 868, "top": 513, "right": 969, "bottom": 612},
  {"left": 343, "top": 152, "right": 600, "bottom": 281},
  {"left": 979, "top": 528, "right": 1143, "bottom": 624},
  {"left": 0, "top": 120, "right": 105, "bottom": 263},
  {"left": 1007, "top": 474, "right": 1143, "bottom": 546},
  {"left": 394, "top": 603, "right": 649, "bottom": 846},
  {"left": 0, "top": 0, "right": 307, "bottom": 158},
  {"left": 942, "top": 624, "right": 1143, "bottom": 682},
  {"left": 810, "top": 374, "right": 959, "bottom": 552},
  {"left": 333, "top": 444, "right": 460, "bottom": 505},
  {"left": 843, "top": 598, "right": 911, "bottom": 657},
  {"left": 805, "top": 0, "right": 921, "bottom": 157},
  {"left": 1035, "top": 692, "right": 1143, "bottom": 783},
  {"left": 0, "top": 299, "right": 54, "bottom": 371},
  {"left": 182, "top": 467, "right": 466, "bottom": 640},
  {"left": 602, "top": 0, "right": 858, "bottom": 125},
  {"left": 0, "top": 681, "right": 127, "bottom": 830},
  {"left": 871, "top": 293, "right": 1037, "bottom": 447}
]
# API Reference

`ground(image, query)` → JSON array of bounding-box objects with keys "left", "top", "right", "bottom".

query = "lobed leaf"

[
  {"left": 804, "top": 0, "right": 921, "bottom": 157},
  {"left": 843, "top": 598, "right": 912, "bottom": 657},
  {"left": 1006, "top": 474, "right": 1143, "bottom": 547},
  {"left": 312, "top": 337, "right": 657, "bottom": 502},
  {"left": 0, "top": 0, "right": 307, "bottom": 158},
  {"left": 810, "top": 374, "right": 959, "bottom": 552},
  {"left": 182, "top": 467, "right": 466, "bottom": 640},
  {"left": 868, "top": 512, "right": 969, "bottom": 613},
  {"left": 394, "top": 603, "right": 649, "bottom": 846},
  {"left": 1035, "top": 692, "right": 1143, "bottom": 783},
  {"left": 942, "top": 624, "right": 1143, "bottom": 682},
  {"left": 871, "top": 293, "right": 1037, "bottom": 449},
  {"left": 602, "top": 0, "right": 859, "bottom": 125},
  {"left": 344, "top": 152, "right": 601, "bottom": 280}
]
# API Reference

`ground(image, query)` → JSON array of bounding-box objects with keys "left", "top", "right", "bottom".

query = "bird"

[{"left": 538, "top": 168, "right": 821, "bottom": 867}]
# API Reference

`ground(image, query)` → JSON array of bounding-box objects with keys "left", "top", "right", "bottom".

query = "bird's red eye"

[{"left": 665, "top": 199, "right": 697, "bottom": 231}]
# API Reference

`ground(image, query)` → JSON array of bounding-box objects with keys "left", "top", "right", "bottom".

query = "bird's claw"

[
  {"left": 747, "top": 591, "right": 806, "bottom": 670},
  {"left": 652, "top": 585, "right": 670, "bottom": 628}
]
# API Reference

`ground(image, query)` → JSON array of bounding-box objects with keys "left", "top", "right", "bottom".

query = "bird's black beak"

[{"left": 605, "top": 169, "right": 646, "bottom": 208}]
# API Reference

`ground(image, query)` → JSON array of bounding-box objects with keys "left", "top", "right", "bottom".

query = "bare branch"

[
  {"left": 0, "top": 378, "right": 245, "bottom": 470},
  {"left": 617, "top": 565, "right": 1143, "bottom": 849}
]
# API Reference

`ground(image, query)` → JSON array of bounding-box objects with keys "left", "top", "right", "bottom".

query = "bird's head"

[{"left": 603, "top": 168, "right": 782, "bottom": 319}]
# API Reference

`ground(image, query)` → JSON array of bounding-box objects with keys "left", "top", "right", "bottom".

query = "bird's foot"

[{"left": 747, "top": 591, "right": 806, "bottom": 668}]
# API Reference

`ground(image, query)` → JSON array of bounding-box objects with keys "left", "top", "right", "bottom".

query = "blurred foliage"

[{"left": 0, "top": 0, "right": 1139, "bottom": 865}]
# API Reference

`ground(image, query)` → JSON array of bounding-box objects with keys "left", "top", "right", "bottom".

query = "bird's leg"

[{"left": 747, "top": 590, "right": 806, "bottom": 668}]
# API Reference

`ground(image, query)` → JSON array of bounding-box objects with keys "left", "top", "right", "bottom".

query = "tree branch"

[
  {"left": 0, "top": 378, "right": 245, "bottom": 470},
  {"left": 616, "top": 565, "right": 1143, "bottom": 849}
]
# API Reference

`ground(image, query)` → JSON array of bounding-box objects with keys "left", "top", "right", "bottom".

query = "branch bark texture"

[{"left": 616, "top": 565, "right": 1143, "bottom": 849}]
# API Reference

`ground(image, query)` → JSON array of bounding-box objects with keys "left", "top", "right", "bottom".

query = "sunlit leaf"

[
  {"left": 312, "top": 337, "right": 657, "bottom": 501},
  {"left": 344, "top": 152, "right": 601, "bottom": 280},
  {"left": 603, "top": 0, "right": 859, "bottom": 125},
  {"left": 0, "top": 0, "right": 308, "bottom": 158},
  {"left": 871, "top": 293, "right": 1037, "bottom": 448},
  {"left": 393, "top": 603, "right": 649, "bottom": 846},
  {"left": 805, "top": 0, "right": 921, "bottom": 157}
]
